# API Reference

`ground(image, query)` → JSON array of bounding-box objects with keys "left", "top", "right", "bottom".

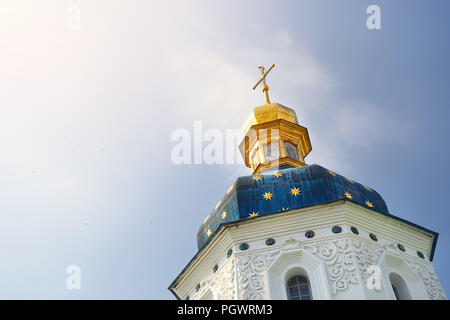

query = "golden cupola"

[{"left": 239, "top": 65, "right": 312, "bottom": 174}]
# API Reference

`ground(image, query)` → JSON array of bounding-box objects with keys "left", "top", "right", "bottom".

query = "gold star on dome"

[
  {"left": 345, "top": 177, "right": 355, "bottom": 184},
  {"left": 344, "top": 191, "right": 353, "bottom": 200},
  {"left": 363, "top": 185, "right": 373, "bottom": 192},
  {"left": 365, "top": 200, "right": 374, "bottom": 208},
  {"left": 251, "top": 175, "right": 262, "bottom": 182},
  {"left": 327, "top": 169, "right": 337, "bottom": 176},
  {"left": 263, "top": 192, "right": 274, "bottom": 200},
  {"left": 290, "top": 187, "right": 301, "bottom": 197},
  {"left": 273, "top": 172, "right": 283, "bottom": 178},
  {"left": 206, "top": 229, "right": 212, "bottom": 238},
  {"left": 282, "top": 207, "right": 289, "bottom": 212},
  {"left": 221, "top": 211, "right": 227, "bottom": 219},
  {"left": 248, "top": 211, "right": 260, "bottom": 218}
]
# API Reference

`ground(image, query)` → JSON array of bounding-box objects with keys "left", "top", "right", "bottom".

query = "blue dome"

[{"left": 196, "top": 164, "right": 389, "bottom": 250}]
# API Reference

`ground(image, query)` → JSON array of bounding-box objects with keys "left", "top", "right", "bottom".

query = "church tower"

[{"left": 169, "top": 65, "right": 446, "bottom": 300}]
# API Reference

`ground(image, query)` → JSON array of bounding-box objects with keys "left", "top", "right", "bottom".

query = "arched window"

[
  {"left": 286, "top": 275, "right": 312, "bottom": 300},
  {"left": 389, "top": 273, "right": 411, "bottom": 300}
]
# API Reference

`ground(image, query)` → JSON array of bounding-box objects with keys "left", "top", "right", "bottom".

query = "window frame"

[
  {"left": 283, "top": 140, "right": 303, "bottom": 162},
  {"left": 286, "top": 275, "right": 312, "bottom": 300}
]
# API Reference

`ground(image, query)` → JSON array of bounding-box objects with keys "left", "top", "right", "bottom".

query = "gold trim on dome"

[
  {"left": 240, "top": 66, "right": 313, "bottom": 175},
  {"left": 252, "top": 157, "right": 307, "bottom": 175},
  {"left": 327, "top": 169, "right": 337, "bottom": 176},
  {"left": 242, "top": 103, "right": 299, "bottom": 134},
  {"left": 239, "top": 118, "right": 312, "bottom": 174},
  {"left": 345, "top": 177, "right": 355, "bottom": 184}
]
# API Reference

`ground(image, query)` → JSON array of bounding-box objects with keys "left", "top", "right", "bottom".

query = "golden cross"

[{"left": 252, "top": 64, "right": 275, "bottom": 104}]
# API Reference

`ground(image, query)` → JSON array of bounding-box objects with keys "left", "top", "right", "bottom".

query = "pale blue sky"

[{"left": 0, "top": 0, "right": 449, "bottom": 299}]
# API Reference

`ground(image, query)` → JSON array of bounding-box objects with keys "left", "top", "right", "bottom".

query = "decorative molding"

[
  {"left": 224, "top": 236, "right": 446, "bottom": 300},
  {"left": 305, "top": 237, "right": 358, "bottom": 293},
  {"left": 351, "top": 238, "right": 385, "bottom": 282},
  {"left": 386, "top": 242, "right": 397, "bottom": 250},
  {"left": 194, "top": 280, "right": 212, "bottom": 299},
  {"left": 404, "top": 257, "right": 447, "bottom": 300},
  {"left": 237, "top": 250, "right": 280, "bottom": 300},
  {"left": 209, "top": 258, "right": 237, "bottom": 300},
  {"left": 281, "top": 238, "right": 301, "bottom": 251}
]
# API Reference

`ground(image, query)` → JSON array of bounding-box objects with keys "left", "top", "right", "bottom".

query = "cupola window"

[
  {"left": 284, "top": 141, "right": 302, "bottom": 162},
  {"left": 262, "top": 142, "right": 280, "bottom": 162}
]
